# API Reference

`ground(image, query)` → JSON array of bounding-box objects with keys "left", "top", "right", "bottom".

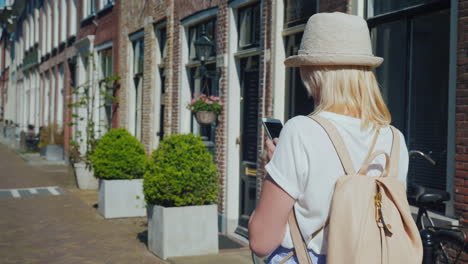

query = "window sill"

[
  {"left": 97, "top": 3, "right": 114, "bottom": 16},
  {"left": 234, "top": 47, "right": 261, "bottom": 58},
  {"left": 80, "top": 14, "right": 96, "bottom": 25}
]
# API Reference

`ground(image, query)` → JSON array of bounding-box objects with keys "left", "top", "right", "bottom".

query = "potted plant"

[
  {"left": 187, "top": 94, "right": 223, "bottom": 125},
  {"left": 89, "top": 128, "right": 147, "bottom": 218},
  {"left": 144, "top": 133, "right": 219, "bottom": 259}
]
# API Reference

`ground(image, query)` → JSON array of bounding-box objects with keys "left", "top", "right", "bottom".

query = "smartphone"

[{"left": 262, "top": 118, "right": 283, "bottom": 140}]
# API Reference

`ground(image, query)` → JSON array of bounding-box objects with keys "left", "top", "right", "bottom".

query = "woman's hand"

[{"left": 265, "top": 137, "right": 279, "bottom": 162}]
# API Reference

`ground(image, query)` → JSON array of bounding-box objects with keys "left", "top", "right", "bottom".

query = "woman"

[{"left": 248, "top": 12, "right": 409, "bottom": 263}]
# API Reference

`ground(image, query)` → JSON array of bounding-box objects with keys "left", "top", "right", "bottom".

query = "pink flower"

[
  {"left": 210, "top": 95, "right": 216, "bottom": 100},
  {"left": 200, "top": 94, "right": 207, "bottom": 98},
  {"left": 219, "top": 102, "right": 224, "bottom": 106},
  {"left": 207, "top": 101, "right": 213, "bottom": 105},
  {"left": 191, "top": 99, "right": 196, "bottom": 104}
]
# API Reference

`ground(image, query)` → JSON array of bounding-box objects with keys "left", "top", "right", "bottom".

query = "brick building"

[
  {"left": 72, "top": 0, "right": 120, "bottom": 155},
  {"left": 0, "top": 0, "right": 465, "bottom": 251},
  {"left": 116, "top": 0, "right": 465, "bottom": 243}
]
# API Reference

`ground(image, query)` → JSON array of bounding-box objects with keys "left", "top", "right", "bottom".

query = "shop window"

[{"left": 238, "top": 2, "right": 261, "bottom": 49}]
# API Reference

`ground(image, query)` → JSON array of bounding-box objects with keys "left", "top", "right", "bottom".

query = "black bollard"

[{"left": 421, "top": 229, "right": 435, "bottom": 264}]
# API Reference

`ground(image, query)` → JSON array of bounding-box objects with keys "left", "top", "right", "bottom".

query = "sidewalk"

[{"left": 0, "top": 143, "right": 255, "bottom": 264}]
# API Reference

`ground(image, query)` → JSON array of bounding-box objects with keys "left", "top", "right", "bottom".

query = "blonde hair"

[{"left": 299, "top": 66, "right": 391, "bottom": 129}]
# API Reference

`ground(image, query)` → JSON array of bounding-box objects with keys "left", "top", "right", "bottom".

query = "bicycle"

[{"left": 409, "top": 150, "right": 468, "bottom": 264}]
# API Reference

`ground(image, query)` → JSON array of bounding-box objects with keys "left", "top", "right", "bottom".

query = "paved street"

[{"left": 0, "top": 144, "right": 167, "bottom": 264}]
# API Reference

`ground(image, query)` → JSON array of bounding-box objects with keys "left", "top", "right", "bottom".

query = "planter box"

[
  {"left": 98, "top": 179, "right": 146, "bottom": 218},
  {"left": 147, "top": 204, "right": 218, "bottom": 259},
  {"left": 41, "top": 144, "right": 64, "bottom": 160},
  {"left": 74, "top": 162, "right": 98, "bottom": 190}
]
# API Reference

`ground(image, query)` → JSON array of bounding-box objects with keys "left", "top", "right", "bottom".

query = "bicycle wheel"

[{"left": 433, "top": 230, "right": 466, "bottom": 264}]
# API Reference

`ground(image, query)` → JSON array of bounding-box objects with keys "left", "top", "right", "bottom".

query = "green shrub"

[
  {"left": 89, "top": 128, "right": 146, "bottom": 180},
  {"left": 144, "top": 133, "right": 219, "bottom": 207}
]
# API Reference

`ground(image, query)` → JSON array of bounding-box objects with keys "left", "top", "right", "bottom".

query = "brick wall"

[
  {"left": 455, "top": 0, "right": 468, "bottom": 230},
  {"left": 118, "top": 0, "right": 168, "bottom": 152}
]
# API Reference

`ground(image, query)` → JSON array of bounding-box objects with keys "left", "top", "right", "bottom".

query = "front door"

[{"left": 238, "top": 55, "right": 260, "bottom": 235}]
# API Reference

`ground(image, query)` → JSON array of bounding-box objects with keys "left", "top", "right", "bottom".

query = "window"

[
  {"left": 186, "top": 18, "right": 218, "bottom": 147},
  {"left": 99, "top": 47, "right": 113, "bottom": 129},
  {"left": 84, "top": 0, "right": 95, "bottom": 18},
  {"left": 60, "top": 0, "right": 66, "bottom": 43},
  {"left": 369, "top": 0, "right": 432, "bottom": 17},
  {"left": 157, "top": 27, "right": 167, "bottom": 62},
  {"left": 70, "top": 0, "right": 77, "bottom": 36},
  {"left": 155, "top": 26, "right": 166, "bottom": 142},
  {"left": 282, "top": 1, "right": 316, "bottom": 120},
  {"left": 238, "top": 3, "right": 261, "bottom": 49},
  {"left": 53, "top": 0, "right": 58, "bottom": 48},
  {"left": 99, "top": 0, "right": 113, "bottom": 10},
  {"left": 284, "top": 0, "right": 316, "bottom": 28},
  {"left": 131, "top": 37, "right": 144, "bottom": 140},
  {"left": 188, "top": 18, "right": 216, "bottom": 61},
  {"left": 369, "top": 2, "right": 450, "bottom": 212},
  {"left": 284, "top": 32, "right": 314, "bottom": 119}
]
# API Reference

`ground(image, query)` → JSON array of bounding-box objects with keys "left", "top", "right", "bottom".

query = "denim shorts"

[{"left": 265, "top": 246, "right": 326, "bottom": 264}]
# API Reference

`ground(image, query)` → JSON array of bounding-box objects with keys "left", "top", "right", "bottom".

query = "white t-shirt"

[{"left": 265, "top": 111, "right": 409, "bottom": 255}]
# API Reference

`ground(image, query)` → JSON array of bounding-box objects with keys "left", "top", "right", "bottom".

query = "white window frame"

[
  {"left": 83, "top": 0, "right": 96, "bottom": 19},
  {"left": 70, "top": 0, "right": 77, "bottom": 36},
  {"left": 60, "top": 0, "right": 66, "bottom": 43},
  {"left": 99, "top": 0, "right": 114, "bottom": 10},
  {"left": 53, "top": 0, "right": 58, "bottom": 49},
  {"left": 96, "top": 41, "right": 113, "bottom": 135}
]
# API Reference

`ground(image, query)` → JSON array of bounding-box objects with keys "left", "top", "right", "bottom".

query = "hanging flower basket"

[
  {"left": 187, "top": 94, "right": 223, "bottom": 126},
  {"left": 195, "top": 111, "right": 217, "bottom": 125}
]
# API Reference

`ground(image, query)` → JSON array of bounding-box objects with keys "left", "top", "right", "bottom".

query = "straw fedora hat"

[{"left": 284, "top": 12, "right": 383, "bottom": 68}]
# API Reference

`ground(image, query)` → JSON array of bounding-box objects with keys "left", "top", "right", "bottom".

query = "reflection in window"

[
  {"left": 371, "top": 9, "right": 450, "bottom": 212},
  {"left": 99, "top": 47, "right": 113, "bottom": 130},
  {"left": 370, "top": 0, "right": 434, "bottom": 17},
  {"left": 84, "top": 0, "right": 95, "bottom": 17},
  {"left": 132, "top": 37, "right": 144, "bottom": 140},
  {"left": 188, "top": 18, "right": 217, "bottom": 61},
  {"left": 284, "top": 0, "right": 316, "bottom": 28},
  {"left": 284, "top": 33, "right": 314, "bottom": 119},
  {"left": 238, "top": 3, "right": 261, "bottom": 49}
]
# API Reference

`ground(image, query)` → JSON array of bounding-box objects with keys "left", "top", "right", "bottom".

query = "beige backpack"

[{"left": 287, "top": 115, "right": 422, "bottom": 264}]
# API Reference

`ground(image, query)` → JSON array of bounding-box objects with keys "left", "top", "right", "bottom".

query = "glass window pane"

[
  {"left": 239, "top": 7, "right": 252, "bottom": 48},
  {"left": 372, "top": 21, "right": 407, "bottom": 132},
  {"left": 407, "top": 9, "right": 450, "bottom": 192},
  {"left": 284, "top": 0, "right": 316, "bottom": 28},
  {"left": 372, "top": 0, "right": 434, "bottom": 16}
]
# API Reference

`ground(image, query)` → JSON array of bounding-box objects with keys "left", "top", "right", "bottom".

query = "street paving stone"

[{"left": 0, "top": 144, "right": 167, "bottom": 264}]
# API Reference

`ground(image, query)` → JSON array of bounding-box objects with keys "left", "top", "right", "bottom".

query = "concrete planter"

[
  {"left": 147, "top": 204, "right": 218, "bottom": 259},
  {"left": 98, "top": 179, "right": 146, "bottom": 218},
  {"left": 74, "top": 162, "right": 98, "bottom": 190},
  {"left": 41, "top": 144, "right": 64, "bottom": 161}
]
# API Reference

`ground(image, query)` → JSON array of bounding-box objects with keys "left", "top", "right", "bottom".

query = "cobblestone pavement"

[{"left": 0, "top": 144, "right": 167, "bottom": 264}]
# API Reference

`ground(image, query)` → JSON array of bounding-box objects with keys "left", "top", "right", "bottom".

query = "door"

[{"left": 238, "top": 55, "right": 260, "bottom": 234}]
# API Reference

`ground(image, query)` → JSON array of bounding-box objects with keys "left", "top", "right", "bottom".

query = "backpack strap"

[
  {"left": 288, "top": 209, "right": 313, "bottom": 264},
  {"left": 359, "top": 126, "right": 400, "bottom": 178},
  {"left": 308, "top": 115, "right": 355, "bottom": 175},
  {"left": 389, "top": 126, "right": 400, "bottom": 177}
]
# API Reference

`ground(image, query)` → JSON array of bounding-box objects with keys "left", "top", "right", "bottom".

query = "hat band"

[{"left": 298, "top": 49, "right": 376, "bottom": 57}]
